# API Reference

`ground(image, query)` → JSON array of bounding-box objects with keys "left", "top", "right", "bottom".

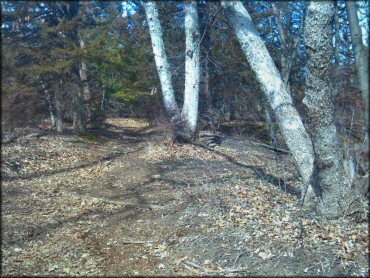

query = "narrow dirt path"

[{"left": 1, "top": 119, "right": 368, "bottom": 276}]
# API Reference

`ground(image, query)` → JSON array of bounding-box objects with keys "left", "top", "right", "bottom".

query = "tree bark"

[
  {"left": 345, "top": 0, "right": 369, "bottom": 141},
  {"left": 198, "top": 2, "right": 212, "bottom": 112},
  {"left": 55, "top": 80, "right": 63, "bottom": 134},
  {"left": 78, "top": 1, "right": 104, "bottom": 129},
  {"left": 72, "top": 79, "right": 86, "bottom": 135},
  {"left": 303, "top": 1, "right": 354, "bottom": 218},
  {"left": 221, "top": 1, "right": 315, "bottom": 199},
  {"left": 182, "top": 1, "right": 200, "bottom": 139},
  {"left": 40, "top": 80, "right": 56, "bottom": 128},
  {"left": 272, "top": 3, "right": 290, "bottom": 92},
  {"left": 78, "top": 39, "right": 93, "bottom": 127},
  {"left": 334, "top": 1, "right": 341, "bottom": 65},
  {"left": 265, "top": 107, "right": 277, "bottom": 147},
  {"left": 144, "top": 1, "right": 189, "bottom": 141}
]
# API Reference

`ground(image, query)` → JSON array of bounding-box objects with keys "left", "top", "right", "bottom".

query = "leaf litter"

[{"left": 1, "top": 118, "right": 368, "bottom": 276}]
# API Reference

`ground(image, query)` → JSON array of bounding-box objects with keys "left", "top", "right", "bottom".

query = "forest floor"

[{"left": 1, "top": 118, "right": 369, "bottom": 276}]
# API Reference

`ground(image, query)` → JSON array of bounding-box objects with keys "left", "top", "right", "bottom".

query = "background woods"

[{"left": 1, "top": 1, "right": 369, "bottom": 276}]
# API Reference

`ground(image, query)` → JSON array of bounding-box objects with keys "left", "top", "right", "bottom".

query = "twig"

[
  {"left": 88, "top": 197, "right": 131, "bottom": 205},
  {"left": 342, "top": 192, "right": 360, "bottom": 217},
  {"left": 122, "top": 240, "right": 154, "bottom": 244},
  {"left": 254, "top": 142, "right": 291, "bottom": 154},
  {"left": 184, "top": 261, "right": 209, "bottom": 274},
  {"left": 233, "top": 250, "right": 249, "bottom": 267},
  {"left": 214, "top": 267, "right": 250, "bottom": 273}
]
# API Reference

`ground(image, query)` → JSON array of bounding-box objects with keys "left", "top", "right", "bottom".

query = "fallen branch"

[
  {"left": 212, "top": 267, "right": 250, "bottom": 274},
  {"left": 122, "top": 240, "right": 154, "bottom": 244},
  {"left": 184, "top": 261, "right": 250, "bottom": 275},
  {"left": 184, "top": 261, "right": 209, "bottom": 274},
  {"left": 254, "top": 142, "right": 291, "bottom": 154},
  {"left": 233, "top": 250, "right": 249, "bottom": 266}
]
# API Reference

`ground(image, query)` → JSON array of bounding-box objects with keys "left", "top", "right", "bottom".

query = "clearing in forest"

[{"left": 1, "top": 118, "right": 368, "bottom": 276}]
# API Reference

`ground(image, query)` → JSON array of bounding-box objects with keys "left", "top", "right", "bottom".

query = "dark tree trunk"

[
  {"left": 55, "top": 80, "right": 63, "bottom": 134},
  {"left": 72, "top": 79, "right": 86, "bottom": 135},
  {"left": 199, "top": 2, "right": 212, "bottom": 112},
  {"left": 303, "top": 1, "right": 354, "bottom": 218}
]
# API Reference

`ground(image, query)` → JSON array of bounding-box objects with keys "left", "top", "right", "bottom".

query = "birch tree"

[
  {"left": 221, "top": 1, "right": 315, "bottom": 200},
  {"left": 143, "top": 2, "right": 183, "bottom": 134},
  {"left": 345, "top": 1, "right": 369, "bottom": 142},
  {"left": 144, "top": 1, "right": 200, "bottom": 141},
  {"left": 182, "top": 1, "right": 200, "bottom": 139},
  {"left": 304, "top": 1, "right": 354, "bottom": 218}
]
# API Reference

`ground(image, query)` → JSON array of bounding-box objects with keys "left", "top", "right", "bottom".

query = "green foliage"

[{"left": 113, "top": 89, "right": 150, "bottom": 103}]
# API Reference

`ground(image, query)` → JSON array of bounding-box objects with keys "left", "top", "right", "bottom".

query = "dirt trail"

[{"left": 1, "top": 119, "right": 368, "bottom": 276}]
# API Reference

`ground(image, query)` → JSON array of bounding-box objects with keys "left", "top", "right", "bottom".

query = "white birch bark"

[
  {"left": 143, "top": 2, "right": 180, "bottom": 119},
  {"left": 304, "top": 1, "right": 354, "bottom": 218},
  {"left": 182, "top": 1, "right": 200, "bottom": 138},
  {"left": 221, "top": 1, "right": 315, "bottom": 198},
  {"left": 345, "top": 1, "right": 369, "bottom": 140},
  {"left": 40, "top": 80, "right": 56, "bottom": 128}
]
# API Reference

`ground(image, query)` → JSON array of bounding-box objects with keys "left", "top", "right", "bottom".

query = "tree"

[
  {"left": 221, "top": 1, "right": 315, "bottom": 200},
  {"left": 303, "top": 1, "right": 354, "bottom": 218},
  {"left": 345, "top": 1, "right": 369, "bottom": 143},
  {"left": 182, "top": 1, "right": 200, "bottom": 139},
  {"left": 143, "top": 2, "right": 184, "bottom": 136},
  {"left": 144, "top": 1, "right": 201, "bottom": 141}
]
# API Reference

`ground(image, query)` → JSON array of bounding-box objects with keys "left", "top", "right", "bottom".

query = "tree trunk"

[
  {"left": 78, "top": 39, "right": 93, "bottom": 127},
  {"left": 199, "top": 2, "right": 212, "bottom": 111},
  {"left": 78, "top": 2, "right": 105, "bottom": 129},
  {"left": 55, "top": 80, "right": 63, "bottom": 134},
  {"left": 265, "top": 107, "right": 277, "bottom": 147},
  {"left": 143, "top": 1, "right": 186, "bottom": 141},
  {"left": 40, "top": 80, "right": 56, "bottom": 128},
  {"left": 345, "top": 0, "right": 369, "bottom": 144},
  {"left": 333, "top": 1, "right": 342, "bottom": 98},
  {"left": 72, "top": 81, "right": 86, "bottom": 135},
  {"left": 272, "top": 3, "right": 290, "bottom": 93},
  {"left": 182, "top": 1, "right": 200, "bottom": 139},
  {"left": 334, "top": 1, "right": 341, "bottom": 65},
  {"left": 221, "top": 1, "right": 315, "bottom": 199},
  {"left": 303, "top": 1, "right": 354, "bottom": 218}
]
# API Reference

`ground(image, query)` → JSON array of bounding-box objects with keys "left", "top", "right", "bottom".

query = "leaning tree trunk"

[
  {"left": 221, "top": 1, "right": 315, "bottom": 200},
  {"left": 345, "top": 0, "right": 369, "bottom": 146},
  {"left": 303, "top": 1, "right": 354, "bottom": 219},
  {"left": 143, "top": 1, "right": 185, "bottom": 140},
  {"left": 182, "top": 1, "right": 200, "bottom": 139}
]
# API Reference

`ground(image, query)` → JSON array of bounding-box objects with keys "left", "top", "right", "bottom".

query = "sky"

[
  {"left": 119, "top": 1, "right": 368, "bottom": 46},
  {"left": 121, "top": 2, "right": 137, "bottom": 17}
]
